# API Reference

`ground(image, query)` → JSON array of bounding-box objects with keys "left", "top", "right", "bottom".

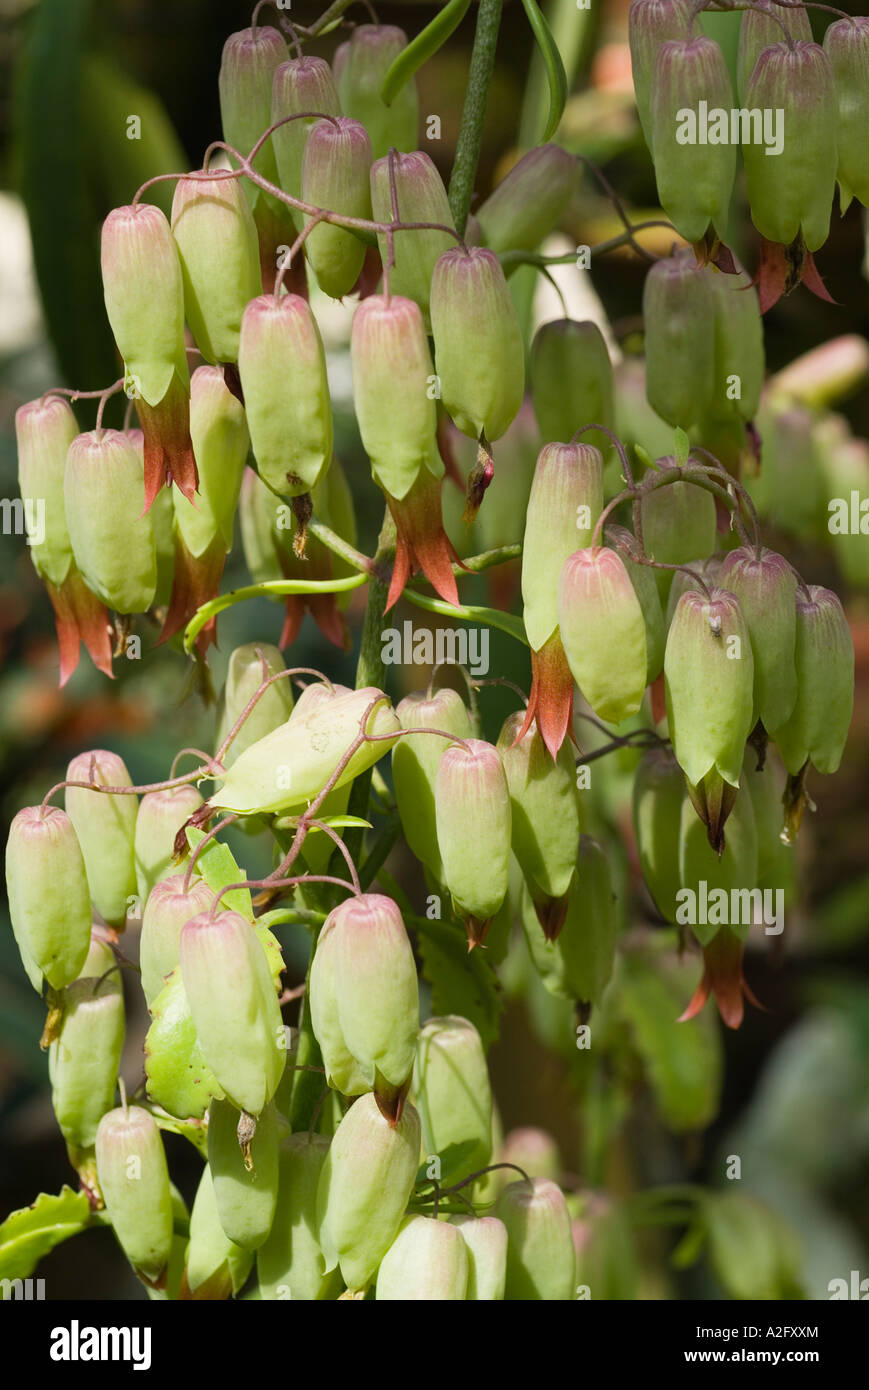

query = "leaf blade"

[
  {"left": 519, "top": 0, "right": 569, "bottom": 142},
  {"left": 381, "top": 0, "right": 472, "bottom": 107}
]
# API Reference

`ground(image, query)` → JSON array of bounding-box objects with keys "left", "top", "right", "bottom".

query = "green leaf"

[
  {"left": 403, "top": 588, "right": 528, "bottom": 646},
  {"left": 615, "top": 944, "right": 723, "bottom": 1134},
  {"left": 185, "top": 827, "right": 253, "bottom": 920},
  {"left": 702, "top": 1192, "right": 805, "bottom": 1300},
  {"left": 415, "top": 918, "right": 502, "bottom": 1050},
  {"left": 0, "top": 1187, "right": 91, "bottom": 1282},
  {"left": 670, "top": 1214, "right": 708, "bottom": 1270},
  {"left": 381, "top": 0, "right": 472, "bottom": 106},
  {"left": 81, "top": 54, "right": 188, "bottom": 218},
  {"left": 519, "top": 0, "right": 569, "bottom": 141}
]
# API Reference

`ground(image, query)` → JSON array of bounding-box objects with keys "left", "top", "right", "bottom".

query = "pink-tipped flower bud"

[
  {"left": 717, "top": 546, "right": 798, "bottom": 732},
  {"left": 606, "top": 525, "right": 666, "bottom": 684},
  {"left": 497, "top": 711, "right": 581, "bottom": 915},
  {"left": 638, "top": 459, "right": 718, "bottom": 602},
  {"left": 499, "top": 1127, "right": 562, "bottom": 1184},
  {"left": 134, "top": 784, "right": 204, "bottom": 902},
  {"left": 530, "top": 320, "right": 615, "bottom": 458},
  {"left": 412, "top": 1015, "right": 493, "bottom": 1184},
  {"left": 272, "top": 56, "right": 342, "bottom": 205},
  {"left": 709, "top": 261, "right": 765, "bottom": 425},
  {"left": 392, "top": 688, "right": 474, "bottom": 879},
  {"left": 336, "top": 25, "right": 419, "bottom": 160},
  {"left": 476, "top": 145, "right": 579, "bottom": 255},
  {"left": 768, "top": 585, "right": 854, "bottom": 775},
  {"left": 101, "top": 203, "right": 189, "bottom": 406},
  {"left": 629, "top": 0, "right": 699, "bottom": 146},
  {"left": 171, "top": 174, "right": 262, "bottom": 363},
  {"left": 15, "top": 396, "right": 77, "bottom": 588},
  {"left": 452, "top": 1215, "right": 508, "bottom": 1300},
  {"left": 651, "top": 37, "right": 737, "bottom": 244},
  {"left": 180, "top": 909, "right": 285, "bottom": 1116},
  {"left": 239, "top": 293, "right": 334, "bottom": 497},
  {"left": 65, "top": 750, "right": 138, "bottom": 929},
  {"left": 311, "top": 893, "right": 419, "bottom": 1110},
  {"left": 218, "top": 26, "right": 287, "bottom": 202},
  {"left": 316, "top": 1091, "right": 421, "bottom": 1292},
  {"left": 64, "top": 430, "right": 156, "bottom": 614},
  {"left": 173, "top": 366, "right": 249, "bottom": 559},
  {"left": 664, "top": 588, "right": 755, "bottom": 789},
  {"left": 643, "top": 251, "right": 717, "bottom": 430},
  {"left": 302, "top": 117, "right": 372, "bottom": 298},
  {"left": 435, "top": 739, "right": 512, "bottom": 947},
  {"left": 521, "top": 442, "right": 604, "bottom": 654},
  {"left": 139, "top": 873, "right": 215, "bottom": 1008},
  {"left": 743, "top": 42, "right": 837, "bottom": 253},
  {"left": 431, "top": 246, "right": 525, "bottom": 443},
  {"left": 376, "top": 1215, "right": 469, "bottom": 1300},
  {"left": 5, "top": 806, "right": 91, "bottom": 991},
  {"left": 95, "top": 1105, "right": 174, "bottom": 1283},
  {"left": 824, "top": 17, "right": 869, "bottom": 212},
  {"left": 351, "top": 293, "right": 439, "bottom": 502},
  {"left": 496, "top": 1177, "right": 576, "bottom": 1301},
  {"left": 737, "top": 0, "right": 812, "bottom": 101},
  {"left": 370, "top": 150, "right": 456, "bottom": 327},
  {"left": 215, "top": 642, "right": 294, "bottom": 768},
  {"left": 558, "top": 546, "right": 650, "bottom": 725},
  {"left": 49, "top": 937, "right": 125, "bottom": 1170}
]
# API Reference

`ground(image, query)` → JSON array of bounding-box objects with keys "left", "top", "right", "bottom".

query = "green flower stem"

[
  {"left": 403, "top": 587, "right": 528, "bottom": 646},
  {"left": 182, "top": 573, "right": 368, "bottom": 654},
  {"left": 308, "top": 520, "right": 376, "bottom": 575},
  {"left": 497, "top": 222, "right": 675, "bottom": 270},
  {"left": 458, "top": 542, "right": 522, "bottom": 573},
  {"left": 448, "top": 0, "right": 504, "bottom": 235}
]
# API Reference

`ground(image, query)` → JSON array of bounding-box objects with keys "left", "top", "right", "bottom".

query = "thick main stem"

[{"left": 448, "top": 0, "right": 503, "bottom": 236}]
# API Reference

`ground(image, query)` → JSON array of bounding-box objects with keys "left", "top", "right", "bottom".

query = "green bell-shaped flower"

[
  {"left": 651, "top": 37, "right": 736, "bottom": 244},
  {"left": 435, "top": 739, "right": 512, "bottom": 947},
  {"left": 768, "top": 585, "right": 854, "bottom": 775},
  {"left": 180, "top": 908, "right": 285, "bottom": 1116},
  {"left": 5, "top": 806, "right": 91, "bottom": 992},
  {"left": 431, "top": 247, "right": 525, "bottom": 444},
  {"left": 392, "top": 687, "right": 473, "bottom": 879},
  {"left": 65, "top": 750, "right": 138, "bottom": 930},
  {"left": 664, "top": 587, "right": 755, "bottom": 789},
  {"left": 95, "top": 1106, "right": 174, "bottom": 1283},
  {"left": 316, "top": 1091, "right": 421, "bottom": 1293},
  {"left": 376, "top": 1215, "right": 469, "bottom": 1300},
  {"left": 497, "top": 1177, "right": 576, "bottom": 1301}
]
